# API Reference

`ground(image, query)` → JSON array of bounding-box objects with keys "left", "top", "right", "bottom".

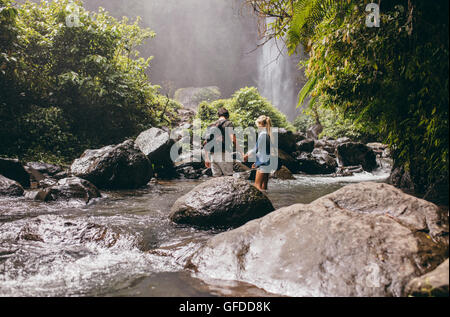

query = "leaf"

[{"left": 297, "top": 75, "right": 317, "bottom": 108}]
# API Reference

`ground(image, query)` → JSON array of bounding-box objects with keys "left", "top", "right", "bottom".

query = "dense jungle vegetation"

[
  {"left": 1, "top": 0, "right": 448, "bottom": 203},
  {"left": 250, "top": 0, "right": 448, "bottom": 202},
  {"left": 0, "top": 0, "right": 180, "bottom": 163}
]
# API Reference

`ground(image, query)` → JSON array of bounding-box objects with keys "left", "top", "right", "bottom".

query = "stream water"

[{"left": 0, "top": 166, "right": 391, "bottom": 297}]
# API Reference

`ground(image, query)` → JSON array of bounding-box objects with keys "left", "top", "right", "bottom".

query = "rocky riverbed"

[
  {"left": 0, "top": 129, "right": 448, "bottom": 297},
  {"left": 1, "top": 166, "right": 419, "bottom": 297}
]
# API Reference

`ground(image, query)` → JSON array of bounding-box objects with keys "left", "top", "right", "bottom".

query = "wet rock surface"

[
  {"left": 272, "top": 166, "right": 295, "bottom": 180},
  {"left": 0, "top": 175, "right": 24, "bottom": 197},
  {"left": 71, "top": 140, "right": 153, "bottom": 189},
  {"left": 0, "top": 158, "right": 30, "bottom": 188},
  {"left": 46, "top": 177, "right": 101, "bottom": 203},
  {"left": 187, "top": 182, "right": 448, "bottom": 297},
  {"left": 135, "top": 128, "right": 177, "bottom": 179},
  {"left": 277, "top": 149, "right": 300, "bottom": 174},
  {"left": 169, "top": 176, "right": 274, "bottom": 229},
  {"left": 406, "top": 259, "right": 449, "bottom": 297},
  {"left": 296, "top": 138, "right": 315, "bottom": 153},
  {"left": 25, "top": 162, "right": 64, "bottom": 177},
  {"left": 297, "top": 148, "right": 338, "bottom": 175},
  {"left": 275, "top": 129, "right": 301, "bottom": 154},
  {"left": 16, "top": 216, "right": 139, "bottom": 249},
  {"left": 337, "top": 142, "right": 378, "bottom": 172}
]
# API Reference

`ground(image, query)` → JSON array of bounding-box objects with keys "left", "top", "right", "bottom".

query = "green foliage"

[
  {"left": 293, "top": 114, "right": 314, "bottom": 135},
  {"left": 195, "top": 87, "right": 294, "bottom": 131},
  {"left": 254, "top": 0, "right": 449, "bottom": 202},
  {"left": 294, "top": 106, "right": 377, "bottom": 142},
  {"left": 0, "top": 0, "right": 179, "bottom": 162},
  {"left": 191, "top": 87, "right": 221, "bottom": 105},
  {"left": 19, "top": 106, "right": 80, "bottom": 160},
  {"left": 230, "top": 87, "right": 294, "bottom": 130},
  {"left": 196, "top": 99, "right": 228, "bottom": 129}
]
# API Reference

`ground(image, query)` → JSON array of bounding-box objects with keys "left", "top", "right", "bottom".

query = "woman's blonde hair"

[{"left": 255, "top": 115, "right": 272, "bottom": 138}]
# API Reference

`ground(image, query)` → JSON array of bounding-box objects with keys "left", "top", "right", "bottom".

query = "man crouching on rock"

[{"left": 204, "top": 108, "right": 243, "bottom": 177}]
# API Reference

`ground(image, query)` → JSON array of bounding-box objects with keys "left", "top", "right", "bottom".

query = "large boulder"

[
  {"left": 296, "top": 138, "right": 315, "bottom": 153},
  {"left": 337, "top": 142, "right": 378, "bottom": 172},
  {"left": 271, "top": 166, "right": 295, "bottom": 180},
  {"left": 25, "top": 162, "right": 63, "bottom": 177},
  {"left": 406, "top": 259, "right": 449, "bottom": 297},
  {"left": 169, "top": 176, "right": 274, "bottom": 229},
  {"left": 306, "top": 123, "right": 323, "bottom": 140},
  {"left": 186, "top": 182, "right": 448, "bottom": 297},
  {"left": 297, "top": 148, "right": 337, "bottom": 174},
  {"left": 0, "top": 158, "right": 30, "bottom": 188},
  {"left": 314, "top": 138, "right": 337, "bottom": 154},
  {"left": 175, "top": 163, "right": 203, "bottom": 180},
  {"left": 0, "top": 175, "right": 24, "bottom": 196},
  {"left": 366, "top": 142, "right": 390, "bottom": 158},
  {"left": 47, "top": 177, "right": 101, "bottom": 203},
  {"left": 71, "top": 140, "right": 153, "bottom": 189},
  {"left": 135, "top": 128, "right": 177, "bottom": 179},
  {"left": 389, "top": 166, "right": 415, "bottom": 193},
  {"left": 275, "top": 128, "right": 298, "bottom": 154},
  {"left": 278, "top": 149, "right": 300, "bottom": 174},
  {"left": 25, "top": 177, "right": 100, "bottom": 203}
]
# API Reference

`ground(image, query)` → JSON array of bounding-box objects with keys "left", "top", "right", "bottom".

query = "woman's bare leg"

[
  {"left": 254, "top": 170, "right": 265, "bottom": 190},
  {"left": 261, "top": 173, "right": 269, "bottom": 190}
]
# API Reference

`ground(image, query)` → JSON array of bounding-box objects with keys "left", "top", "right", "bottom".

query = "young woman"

[{"left": 243, "top": 115, "right": 273, "bottom": 191}]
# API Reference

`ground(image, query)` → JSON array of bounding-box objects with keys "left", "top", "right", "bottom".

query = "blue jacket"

[{"left": 250, "top": 130, "right": 271, "bottom": 168}]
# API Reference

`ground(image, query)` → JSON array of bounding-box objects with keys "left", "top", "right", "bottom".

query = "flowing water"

[
  {"left": 0, "top": 166, "right": 391, "bottom": 297},
  {"left": 257, "top": 19, "right": 307, "bottom": 122}
]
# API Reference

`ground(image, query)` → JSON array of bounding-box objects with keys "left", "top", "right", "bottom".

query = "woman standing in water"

[{"left": 244, "top": 115, "right": 273, "bottom": 191}]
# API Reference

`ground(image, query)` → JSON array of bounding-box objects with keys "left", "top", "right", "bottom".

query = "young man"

[{"left": 204, "top": 108, "right": 243, "bottom": 177}]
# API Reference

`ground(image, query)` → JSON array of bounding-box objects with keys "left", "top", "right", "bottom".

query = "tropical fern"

[
  {"left": 287, "top": 0, "right": 352, "bottom": 54},
  {"left": 297, "top": 75, "right": 317, "bottom": 108}
]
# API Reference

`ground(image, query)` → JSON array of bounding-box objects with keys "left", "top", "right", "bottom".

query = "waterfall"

[{"left": 257, "top": 27, "right": 306, "bottom": 122}]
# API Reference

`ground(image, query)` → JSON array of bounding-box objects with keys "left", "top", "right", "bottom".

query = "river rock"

[
  {"left": 306, "top": 123, "right": 323, "bottom": 140},
  {"left": 296, "top": 138, "right": 315, "bottom": 153},
  {"left": 233, "top": 170, "right": 257, "bottom": 181},
  {"left": 187, "top": 182, "right": 448, "bottom": 297},
  {"left": 0, "top": 175, "right": 24, "bottom": 196},
  {"left": 176, "top": 163, "right": 202, "bottom": 180},
  {"left": 17, "top": 216, "right": 137, "bottom": 249},
  {"left": 315, "top": 138, "right": 337, "bottom": 154},
  {"left": 366, "top": 142, "right": 391, "bottom": 159},
  {"left": 271, "top": 166, "right": 295, "bottom": 180},
  {"left": 135, "top": 127, "right": 176, "bottom": 179},
  {"left": 233, "top": 162, "right": 251, "bottom": 173},
  {"left": 335, "top": 165, "right": 364, "bottom": 177},
  {"left": 297, "top": 148, "right": 337, "bottom": 174},
  {"left": 71, "top": 140, "right": 153, "bottom": 189},
  {"left": 25, "top": 190, "right": 51, "bottom": 202},
  {"left": 46, "top": 177, "right": 101, "bottom": 203},
  {"left": 405, "top": 259, "right": 449, "bottom": 297},
  {"left": 25, "top": 162, "right": 63, "bottom": 177},
  {"left": 0, "top": 158, "right": 30, "bottom": 188},
  {"left": 275, "top": 128, "right": 298, "bottom": 154},
  {"left": 278, "top": 149, "right": 300, "bottom": 174},
  {"left": 169, "top": 176, "right": 274, "bottom": 229},
  {"left": 337, "top": 142, "right": 378, "bottom": 172},
  {"left": 389, "top": 166, "right": 415, "bottom": 193}
]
